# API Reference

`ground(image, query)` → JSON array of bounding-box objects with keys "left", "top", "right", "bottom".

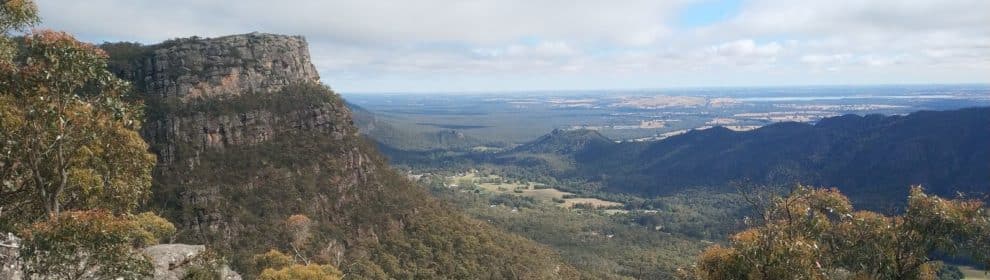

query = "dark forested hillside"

[{"left": 566, "top": 107, "right": 990, "bottom": 203}]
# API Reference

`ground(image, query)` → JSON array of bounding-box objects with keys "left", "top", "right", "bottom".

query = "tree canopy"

[
  {"left": 0, "top": 0, "right": 155, "bottom": 229},
  {"left": 680, "top": 186, "right": 990, "bottom": 280}
]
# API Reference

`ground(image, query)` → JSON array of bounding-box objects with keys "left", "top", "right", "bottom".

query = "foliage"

[
  {"left": 250, "top": 249, "right": 341, "bottom": 280},
  {"left": 250, "top": 250, "right": 294, "bottom": 276},
  {"left": 679, "top": 186, "right": 990, "bottom": 280},
  {"left": 0, "top": 0, "right": 38, "bottom": 63},
  {"left": 286, "top": 214, "right": 313, "bottom": 264},
  {"left": 258, "top": 264, "right": 342, "bottom": 280},
  {"left": 0, "top": 24, "right": 155, "bottom": 228},
  {"left": 18, "top": 210, "right": 155, "bottom": 279},
  {"left": 181, "top": 249, "right": 230, "bottom": 280},
  {"left": 133, "top": 211, "right": 176, "bottom": 245}
]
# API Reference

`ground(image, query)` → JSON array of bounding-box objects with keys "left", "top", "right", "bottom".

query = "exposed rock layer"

[{"left": 134, "top": 32, "right": 319, "bottom": 100}]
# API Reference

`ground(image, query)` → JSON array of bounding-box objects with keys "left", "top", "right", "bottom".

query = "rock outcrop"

[
  {"left": 0, "top": 232, "right": 236, "bottom": 280},
  {"left": 133, "top": 32, "right": 319, "bottom": 100},
  {"left": 143, "top": 244, "right": 241, "bottom": 280},
  {"left": 0, "top": 233, "right": 22, "bottom": 280}
]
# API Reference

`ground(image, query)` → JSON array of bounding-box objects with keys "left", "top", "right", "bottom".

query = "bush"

[
  {"left": 259, "top": 264, "right": 342, "bottom": 280},
  {"left": 133, "top": 211, "right": 176, "bottom": 245},
  {"left": 19, "top": 210, "right": 154, "bottom": 279},
  {"left": 250, "top": 250, "right": 294, "bottom": 276}
]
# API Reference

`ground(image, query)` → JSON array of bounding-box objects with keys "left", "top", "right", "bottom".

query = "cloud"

[
  {"left": 33, "top": 0, "right": 990, "bottom": 92},
  {"left": 36, "top": 0, "right": 685, "bottom": 46}
]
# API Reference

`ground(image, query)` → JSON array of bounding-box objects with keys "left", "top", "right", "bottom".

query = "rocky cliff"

[
  {"left": 105, "top": 33, "right": 577, "bottom": 279},
  {"left": 108, "top": 33, "right": 350, "bottom": 166},
  {"left": 130, "top": 32, "right": 319, "bottom": 100}
]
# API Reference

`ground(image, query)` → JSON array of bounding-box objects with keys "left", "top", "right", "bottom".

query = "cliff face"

[
  {"left": 118, "top": 33, "right": 349, "bottom": 166},
  {"left": 135, "top": 33, "right": 319, "bottom": 100},
  {"left": 143, "top": 98, "right": 354, "bottom": 166},
  {"left": 106, "top": 33, "right": 576, "bottom": 279}
]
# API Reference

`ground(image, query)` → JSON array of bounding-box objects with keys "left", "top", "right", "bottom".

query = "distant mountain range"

[
  {"left": 528, "top": 107, "right": 990, "bottom": 204},
  {"left": 376, "top": 107, "right": 990, "bottom": 206}
]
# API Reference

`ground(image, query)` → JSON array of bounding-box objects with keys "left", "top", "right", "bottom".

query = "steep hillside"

[{"left": 104, "top": 33, "right": 576, "bottom": 279}]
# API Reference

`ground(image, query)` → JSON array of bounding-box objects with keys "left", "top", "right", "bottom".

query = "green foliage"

[
  {"left": 680, "top": 186, "right": 990, "bottom": 280},
  {"left": 133, "top": 211, "right": 176, "bottom": 245},
  {"left": 0, "top": 0, "right": 38, "bottom": 63},
  {"left": 250, "top": 250, "right": 294, "bottom": 276},
  {"left": 258, "top": 264, "right": 342, "bottom": 280},
  {"left": 181, "top": 249, "right": 229, "bottom": 280},
  {"left": 0, "top": 0, "right": 38, "bottom": 33},
  {"left": 18, "top": 210, "right": 154, "bottom": 279},
  {"left": 0, "top": 27, "right": 155, "bottom": 228}
]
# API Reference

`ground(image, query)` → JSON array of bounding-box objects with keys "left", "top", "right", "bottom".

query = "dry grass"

[
  {"left": 961, "top": 266, "right": 989, "bottom": 280},
  {"left": 448, "top": 172, "right": 623, "bottom": 209}
]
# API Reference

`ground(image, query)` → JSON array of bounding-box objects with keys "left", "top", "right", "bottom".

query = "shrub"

[
  {"left": 250, "top": 250, "right": 294, "bottom": 275},
  {"left": 133, "top": 211, "right": 176, "bottom": 245},
  {"left": 19, "top": 210, "right": 154, "bottom": 279},
  {"left": 259, "top": 264, "right": 342, "bottom": 280}
]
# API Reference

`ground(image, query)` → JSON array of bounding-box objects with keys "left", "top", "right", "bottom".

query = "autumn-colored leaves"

[{"left": 681, "top": 186, "right": 990, "bottom": 280}]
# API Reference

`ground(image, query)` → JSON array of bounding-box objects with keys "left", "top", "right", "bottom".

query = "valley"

[{"left": 350, "top": 88, "right": 990, "bottom": 278}]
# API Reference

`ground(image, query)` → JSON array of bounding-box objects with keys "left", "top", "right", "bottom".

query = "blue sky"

[
  {"left": 35, "top": 0, "right": 990, "bottom": 93},
  {"left": 677, "top": 0, "right": 743, "bottom": 28}
]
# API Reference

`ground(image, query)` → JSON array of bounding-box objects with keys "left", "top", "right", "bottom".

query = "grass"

[
  {"left": 961, "top": 266, "right": 989, "bottom": 280},
  {"left": 447, "top": 171, "right": 622, "bottom": 209}
]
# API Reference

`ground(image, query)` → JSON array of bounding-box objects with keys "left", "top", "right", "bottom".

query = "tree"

[
  {"left": 0, "top": 1, "right": 169, "bottom": 278},
  {"left": 0, "top": 0, "right": 155, "bottom": 228},
  {"left": 250, "top": 249, "right": 295, "bottom": 275},
  {"left": 679, "top": 185, "right": 990, "bottom": 280},
  {"left": 287, "top": 214, "right": 314, "bottom": 264},
  {"left": 251, "top": 249, "right": 342, "bottom": 280},
  {"left": 18, "top": 210, "right": 176, "bottom": 279}
]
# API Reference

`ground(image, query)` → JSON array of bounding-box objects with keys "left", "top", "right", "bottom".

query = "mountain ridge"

[{"left": 560, "top": 107, "right": 990, "bottom": 202}]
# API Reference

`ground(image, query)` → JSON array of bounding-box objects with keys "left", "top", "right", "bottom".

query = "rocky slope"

[{"left": 105, "top": 33, "right": 576, "bottom": 279}]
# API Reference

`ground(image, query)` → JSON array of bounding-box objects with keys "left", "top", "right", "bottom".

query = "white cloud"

[{"left": 32, "top": 0, "right": 990, "bottom": 92}]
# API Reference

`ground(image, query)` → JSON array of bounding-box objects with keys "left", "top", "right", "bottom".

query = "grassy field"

[
  {"left": 447, "top": 171, "right": 622, "bottom": 209},
  {"left": 962, "top": 266, "right": 989, "bottom": 280}
]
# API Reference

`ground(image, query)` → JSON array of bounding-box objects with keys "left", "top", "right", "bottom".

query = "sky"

[{"left": 34, "top": 0, "right": 990, "bottom": 93}]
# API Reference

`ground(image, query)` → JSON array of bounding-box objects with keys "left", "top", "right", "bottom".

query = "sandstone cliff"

[{"left": 133, "top": 32, "right": 319, "bottom": 100}]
